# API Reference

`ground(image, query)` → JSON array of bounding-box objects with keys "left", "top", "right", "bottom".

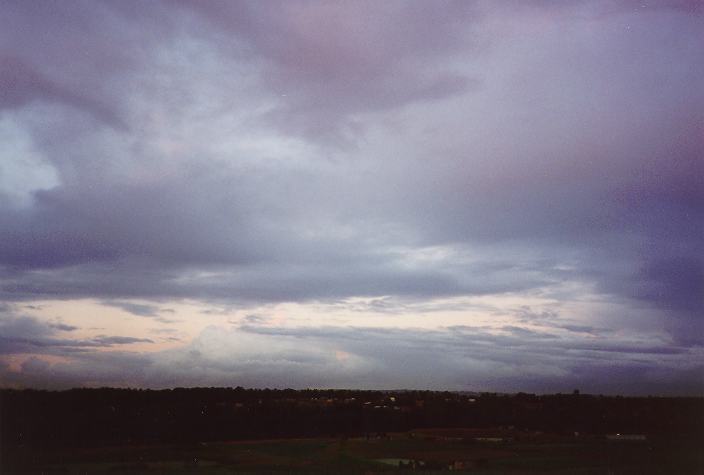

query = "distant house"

[
  {"left": 450, "top": 460, "right": 470, "bottom": 470},
  {"left": 606, "top": 434, "right": 646, "bottom": 441},
  {"left": 475, "top": 437, "right": 507, "bottom": 443}
]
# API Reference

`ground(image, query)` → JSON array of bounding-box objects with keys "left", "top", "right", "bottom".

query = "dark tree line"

[{"left": 1, "top": 387, "right": 702, "bottom": 450}]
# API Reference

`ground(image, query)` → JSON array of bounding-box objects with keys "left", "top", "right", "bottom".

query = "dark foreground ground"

[
  {"left": 2, "top": 388, "right": 702, "bottom": 473},
  {"left": 4, "top": 429, "right": 703, "bottom": 474}
]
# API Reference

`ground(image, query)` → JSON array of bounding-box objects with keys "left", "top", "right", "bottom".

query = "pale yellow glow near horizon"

[
  {"left": 1, "top": 285, "right": 673, "bottom": 381},
  {"left": 14, "top": 282, "right": 659, "bottom": 341},
  {"left": 6, "top": 281, "right": 668, "bottom": 358}
]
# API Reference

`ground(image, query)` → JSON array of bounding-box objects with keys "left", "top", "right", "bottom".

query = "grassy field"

[{"left": 4, "top": 429, "right": 702, "bottom": 474}]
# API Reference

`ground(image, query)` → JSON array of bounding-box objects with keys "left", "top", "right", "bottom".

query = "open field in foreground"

[{"left": 4, "top": 428, "right": 702, "bottom": 474}]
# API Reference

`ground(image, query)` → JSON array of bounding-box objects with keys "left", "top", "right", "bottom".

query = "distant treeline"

[{"left": 1, "top": 388, "right": 702, "bottom": 449}]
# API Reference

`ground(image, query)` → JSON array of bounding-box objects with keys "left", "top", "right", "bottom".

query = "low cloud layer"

[
  {"left": 2, "top": 317, "right": 701, "bottom": 395},
  {"left": 0, "top": 306, "right": 153, "bottom": 356}
]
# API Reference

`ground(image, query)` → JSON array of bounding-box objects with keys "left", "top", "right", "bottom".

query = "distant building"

[
  {"left": 606, "top": 434, "right": 646, "bottom": 441},
  {"left": 475, "top": 437, "right": 505, "bottom": 442}
]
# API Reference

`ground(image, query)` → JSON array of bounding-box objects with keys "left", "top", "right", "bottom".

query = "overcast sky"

[{"left": 0, "top": 0, "right": 702, "bottom": 394}]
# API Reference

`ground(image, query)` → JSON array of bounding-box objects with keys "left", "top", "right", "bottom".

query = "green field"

[{"left": 5, "top": 429, "right": 702, "bottom": 474}]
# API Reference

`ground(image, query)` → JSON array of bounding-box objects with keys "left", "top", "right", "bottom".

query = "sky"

[{"left": 0, "top": 0, "right": 702, "bottom": 395}]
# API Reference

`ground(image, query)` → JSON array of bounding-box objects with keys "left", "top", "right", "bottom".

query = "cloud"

[
  {"left": 48, "top": 322, "right": 78, "bottom": 332},
  {"left": 0, "top": 1, "right": 701, "bottom": 391},
  {"left": 635, "top": 257, "right": 704, "bottom": 314},
  {"left": 0, "top": 313, "right": 54, "bottom": 341},
  {"left": 1, "top": 322, "right": 701, "bottom": 395},
  {"left": 0, "top": 309, "right": 154, "bottom": 357},
  {"left": 0, "top": 1, "right": 700, "bottom": 313},
  {"left": 102, "top": 301, "right": 162, "bottom": 318},
  {"left": 92, "top": 336, "right": 153, "bottom": 345},
  {"left": 242, "top": 314, "right": 270, "bottom": 325},
  {"left": 170, "top": 0, "right": 479, "bottom": 142},
  {"left": 0, "top": 55, "right": 123, "bottom": 127}
]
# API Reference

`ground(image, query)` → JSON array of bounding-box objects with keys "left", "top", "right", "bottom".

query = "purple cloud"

[{"left": 0, "top": 0, "right": 701, "bottom": 392}]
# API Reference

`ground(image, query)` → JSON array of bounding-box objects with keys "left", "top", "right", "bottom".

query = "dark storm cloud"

[
  {"left": 1, "top": 0, "right": 700, "bottom": 309},
  {"left": 0, "top": 1, "right": 702, "bottom": 391}
]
